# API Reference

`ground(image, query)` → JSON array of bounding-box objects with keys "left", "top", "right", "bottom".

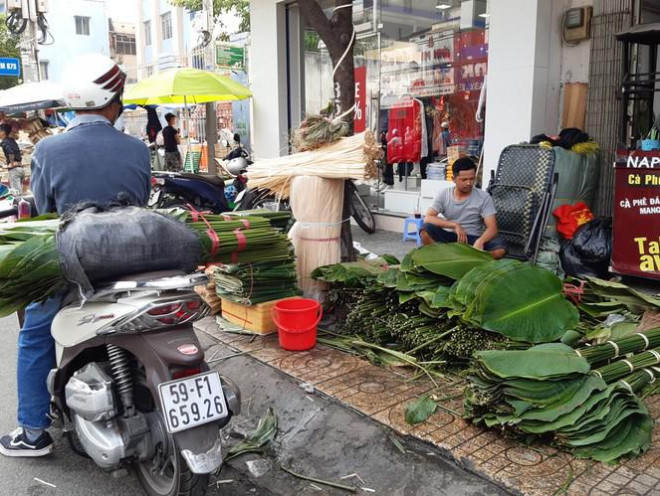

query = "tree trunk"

[{"left": 298, "top": 0, "right": 357, "bottom": 261}]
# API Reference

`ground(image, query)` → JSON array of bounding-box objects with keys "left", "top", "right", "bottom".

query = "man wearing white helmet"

[{"left": 0, "top": 53, "right": 150, "bottom": 457}]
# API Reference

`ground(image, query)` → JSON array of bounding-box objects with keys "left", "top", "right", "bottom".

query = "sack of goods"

[{"left": 0, "top": 205, "right": 295, "bottom": 315}]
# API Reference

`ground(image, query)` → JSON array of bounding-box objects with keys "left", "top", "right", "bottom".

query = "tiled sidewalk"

[{"left": 195, "top": 317, "right": 660, "bottom": 496}]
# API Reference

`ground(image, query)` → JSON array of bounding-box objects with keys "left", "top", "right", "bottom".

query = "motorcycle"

[
  {"left": 43, "top": 268, "right": 240, "bottom": 496},
  {"left": 150, "top": 150, "right": 251, "bottom": 214}
]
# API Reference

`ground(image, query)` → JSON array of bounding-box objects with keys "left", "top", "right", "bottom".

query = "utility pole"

[
  {"left": 8, "top": 0, "right": 47, "bottom": 83},
  {"left": 203, "top": 0, "right": 217, "bottom": 175}
]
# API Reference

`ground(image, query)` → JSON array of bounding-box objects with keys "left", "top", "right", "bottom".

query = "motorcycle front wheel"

[{"left": 136, "top": 437, "right": 209, "bottom": 496}]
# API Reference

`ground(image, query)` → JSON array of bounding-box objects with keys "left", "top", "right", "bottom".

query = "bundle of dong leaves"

[
  {"left": 0, "top": 209, "right": 295, "bottom": 316},
  {"left": 210, "top": 261, "right": 301, "bottom": 305},
  {"left": 465, "top": 335, "right": 660, "bottom": 463},
  {"left": 314, "top": 244, "right": 579, "bottom": 365},
  {"left": 314, "top": 243, "right": 660, "bottom": 462}
]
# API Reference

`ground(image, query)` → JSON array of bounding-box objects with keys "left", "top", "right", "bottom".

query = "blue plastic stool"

[{"left": 403, "top": 217, "right": 423, "bottom": 246}]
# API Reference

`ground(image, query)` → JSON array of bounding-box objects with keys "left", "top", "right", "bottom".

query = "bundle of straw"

[
  {"left": 246, "top": 132, "right": 382, "bottom": 198},
  {"left": 288, "top": 176, "right": 344, "bottom": 300}
]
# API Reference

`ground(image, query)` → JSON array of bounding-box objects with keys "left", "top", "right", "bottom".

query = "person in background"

[
  {"left": 162, "top": 112, "right": 182, "bottom": 171},
  {"left": 144, "top": 106, "right": 162, "bottom": 143},
  {"left": 441, "top": 121, "right": 451, "bottom": 149},
  {"left": 0, "top": 123, "right": 24, "bottom": 195},
  {"left": 420, "top": 157, "right": 506, "bottom": 259},
  {"left": 380, "top": 131, "right": 393, "bottom": 187},
  {"left": 0, "top": 53, "right": 150, "bottom": 458}
]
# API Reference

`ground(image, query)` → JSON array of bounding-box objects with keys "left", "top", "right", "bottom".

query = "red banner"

[
  {"left": 354, "top": 67, "right": 366, "bottom": 133},
  {"left": 612, "top": 150, "right": 660, "bottom": 279}
]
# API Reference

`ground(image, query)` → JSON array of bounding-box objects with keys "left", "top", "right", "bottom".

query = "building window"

[
  {"left": 146, "top": 65, "right": 154, "bottom": 76},
  {"left": 74, "top": 16, "right": 90, "bottom": 36},
  {"left": 144, "top": 20, "right": 151, "bottom": 46},
  {"left": 116, "top": 33, "right": 136, "bottom": 55},
  {"left": 39, "top": 60, "right": 49, "bottom": 80},
  {"left": 161, "top": 12, "right": 172, "bottom": 40}
]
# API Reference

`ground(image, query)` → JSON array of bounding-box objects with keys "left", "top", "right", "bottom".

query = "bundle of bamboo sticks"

[{"left": 246, "top": 131, "right": 382, "bottom": 198}]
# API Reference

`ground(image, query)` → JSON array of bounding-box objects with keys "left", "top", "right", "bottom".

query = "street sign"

[
  {"left": 216, "top": 45, "right": 244, "bottom": 70},
  {"left": 0, "top": 57, "right": 21, "bottom": 77}
]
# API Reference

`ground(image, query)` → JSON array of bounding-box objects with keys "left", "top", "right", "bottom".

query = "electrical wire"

[
  {"left": 37, "top": 13, "right": 55, "bottom": 45},
  {"left": 6, "top": 11, "right": 27, "bottom": 35}
]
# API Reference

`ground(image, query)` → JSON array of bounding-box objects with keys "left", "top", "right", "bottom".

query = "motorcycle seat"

[{"left": 178, "top": 173, "right": 225, "bottom": 188}]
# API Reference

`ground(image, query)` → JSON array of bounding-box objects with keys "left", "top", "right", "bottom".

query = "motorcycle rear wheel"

[{"left": 136, "top": 438, "right": 209, "bottom": 496}]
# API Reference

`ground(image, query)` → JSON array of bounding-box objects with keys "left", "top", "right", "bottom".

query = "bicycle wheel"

[{"left": 347, "top": 182, "right": 376, "bottom": 234}]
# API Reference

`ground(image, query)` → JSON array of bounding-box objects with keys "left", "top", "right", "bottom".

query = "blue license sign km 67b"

[{"left": 0, "top": 58, "right": 21, "bottom": 77}]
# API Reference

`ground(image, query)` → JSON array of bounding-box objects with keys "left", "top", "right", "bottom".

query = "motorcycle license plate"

[{"left": 159, "top": 372, "right": 228, "bottom": 434}]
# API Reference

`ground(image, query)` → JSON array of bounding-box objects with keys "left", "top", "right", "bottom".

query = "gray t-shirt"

[{"left": 430, "top": 186, "right": 497, "bottom": 236}]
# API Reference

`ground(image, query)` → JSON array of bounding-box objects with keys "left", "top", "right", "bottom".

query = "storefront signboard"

[
  {"left": 216, "top": 45, "right": 244, "bottom": 70},
  {"left": 354, "top": 67, "right": 367, "bottom": 133},
  {"left": 612, "top": 150, "right": 660, "bottom": 280}
]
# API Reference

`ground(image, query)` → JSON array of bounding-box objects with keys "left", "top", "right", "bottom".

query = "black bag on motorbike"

[{"left": 57, "top": 205, "right": 201, "bottom": 298}]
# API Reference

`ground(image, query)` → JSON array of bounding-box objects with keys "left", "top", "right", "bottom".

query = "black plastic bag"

[
  {"left": 572, "top": 218, "right": 612, "bottom": 262},
  {"left": 559, "top": 218, "right": 612, "bottom": 278}
]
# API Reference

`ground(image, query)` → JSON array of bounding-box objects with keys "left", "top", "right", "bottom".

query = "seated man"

[{"left": 420, "top": 157, "right": 507, "bottom": 259}]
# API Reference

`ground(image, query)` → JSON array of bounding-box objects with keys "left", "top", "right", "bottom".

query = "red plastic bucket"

[{"left": 271, "top": 298, "right": 322, "bottom": 351}]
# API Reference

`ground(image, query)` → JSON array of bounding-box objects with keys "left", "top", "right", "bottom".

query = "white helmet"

[
  {"left": 61, "top": 53, "right": 126, "bottom": 110},
  {"left": 226, "top": 157, "right": 248, "bottom": 176}
]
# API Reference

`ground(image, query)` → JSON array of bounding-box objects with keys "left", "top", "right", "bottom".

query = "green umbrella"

[{"left": 123, "top": 67, "right": 252, "bottom": 105}]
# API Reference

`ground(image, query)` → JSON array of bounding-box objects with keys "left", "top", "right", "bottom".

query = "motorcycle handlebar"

[{"left": 0, "top": 207, "right": 18, "bottom": 219}]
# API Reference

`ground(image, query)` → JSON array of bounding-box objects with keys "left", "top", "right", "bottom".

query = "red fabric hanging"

[{"left": 386, "top": 100, "right": 422, "bottom": 163}]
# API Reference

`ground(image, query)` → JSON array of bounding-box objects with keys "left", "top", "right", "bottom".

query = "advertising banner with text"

[{"left": 612, "top": 150, "right": 660, "bottom": 279}]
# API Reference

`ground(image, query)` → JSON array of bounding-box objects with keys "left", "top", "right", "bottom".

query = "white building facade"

[
  {"left": 135, "top": 0, "right": 194, "bottom": 78},
  {"left": 38, "top": 0, "right": 110, "bottom": 83},
  {"left": 249, "top": 0, "right": 659, "bottom": 222}
]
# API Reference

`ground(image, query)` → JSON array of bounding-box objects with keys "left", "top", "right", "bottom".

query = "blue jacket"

[{"left": 31, "top": 114, "right": 151, "bottom": 214}]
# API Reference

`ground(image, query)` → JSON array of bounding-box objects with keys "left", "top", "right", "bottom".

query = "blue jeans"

[
  {"left": 420, "top": 223, "right": 508, "bottom": 252},
  {"left": 17, "top": 297, "right": 62, "bottom": 430}
]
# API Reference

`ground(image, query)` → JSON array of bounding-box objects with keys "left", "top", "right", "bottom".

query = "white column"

[
  {"left": 249, "top": 0, "right": 289, "bottom": 158},
  {"left": 482, "top": 0, "right": 555, "bottom": 183}
]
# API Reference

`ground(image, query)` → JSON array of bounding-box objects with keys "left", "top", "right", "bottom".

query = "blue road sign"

[{"left": 0, "top": 58, "right": 21, "bottom": 77}]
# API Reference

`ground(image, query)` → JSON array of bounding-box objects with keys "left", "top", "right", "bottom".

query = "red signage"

[
  {"left": 354, "top": 67, "right": 366, "bottom": 133},
  {"left": 612, "top": 150, "right": 660, "bottom": 279}
]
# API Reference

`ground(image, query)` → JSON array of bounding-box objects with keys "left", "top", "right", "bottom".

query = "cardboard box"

[{"left": 220, "top": 297, "right": 300, "bottom": 335}]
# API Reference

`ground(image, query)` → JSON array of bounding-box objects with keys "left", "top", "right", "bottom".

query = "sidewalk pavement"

[
  {"left": 196, "top": 315, "right": 660, "bottom": 496},
  {"left": 196, "top": 321, "right": 509, "bottom": 496}
]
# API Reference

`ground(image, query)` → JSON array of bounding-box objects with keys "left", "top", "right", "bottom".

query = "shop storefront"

[{"left": 299, "top": 0, "right": 490, "bottom": 216}]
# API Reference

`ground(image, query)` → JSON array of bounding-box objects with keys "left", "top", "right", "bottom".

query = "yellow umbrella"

[{"left": 123, "top": 67, "right": 252, "bottom": 105}]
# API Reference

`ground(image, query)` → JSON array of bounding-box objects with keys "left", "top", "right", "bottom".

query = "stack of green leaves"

[
  {"left": 575, "top": 327, "right": 660, "bottom": 365},
  {"left": 0, "top": 210, "right": 298, "bottom": 316},
  {"left": 311, "top": 256, "right": 399, "bottom": 288},
  {"left": 447, "top": 260, "right": 579, "bottom": 343},
  {"left": 222, "top": 209, "right": 293, "bottom": 231},
  {"left": 465, "top": 343, "right": 653, "bottom": 463},
  {"left": 211, "top": 261, "right": 301, "bottom": 305}
]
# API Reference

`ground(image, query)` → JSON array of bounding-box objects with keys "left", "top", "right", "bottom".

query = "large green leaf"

[
  {"left": 476, "top": 344, "right": 590, "bottom": 379},
  {"left": 404, "top": 394, "right": 437, "bottom": 425},
  {"left": 410, "top": 243, "right": 493, "bottom": 279},
  {"left": 475, "top": 265, "right": 580, "bottom": 343}
]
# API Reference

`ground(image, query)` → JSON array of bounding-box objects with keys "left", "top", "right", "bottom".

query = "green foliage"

[
  {"left": 465, "top": 344, "right": 654, "bottom": 463},
  {"left": 404, "top": 394, "right": 437, "bottom": 425},
  {"left": 169, "top": 0, "right": 250, "bottom": 33},
  {"left": 0, "top": 15, "right": 20, "bottom": 90}
]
